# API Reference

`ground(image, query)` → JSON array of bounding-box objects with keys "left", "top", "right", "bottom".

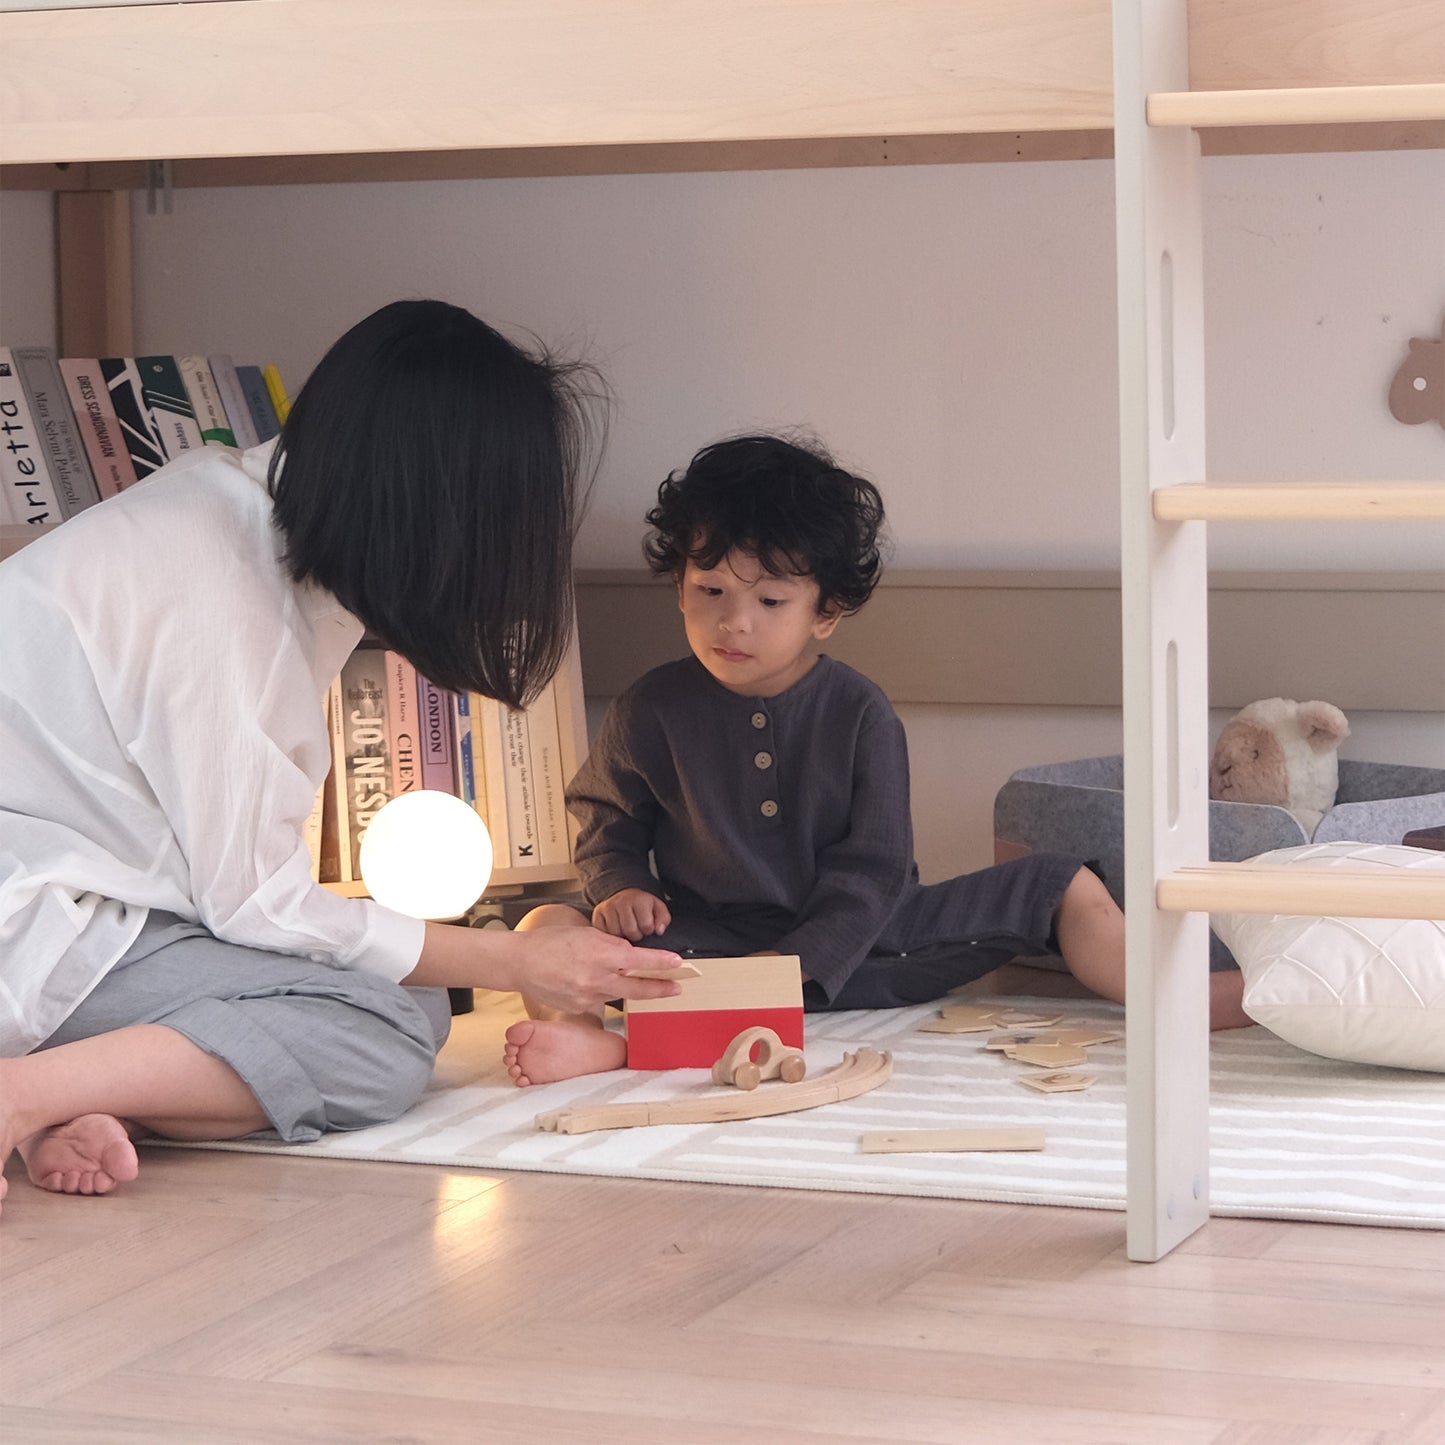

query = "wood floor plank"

[{"left": 692, "top": 1293, "right": 1435, "bottom": 1429}]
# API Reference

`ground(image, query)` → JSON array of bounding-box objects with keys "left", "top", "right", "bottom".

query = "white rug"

[{"left": 161, "top": 992, "right": 1445, "bottom": 1229}]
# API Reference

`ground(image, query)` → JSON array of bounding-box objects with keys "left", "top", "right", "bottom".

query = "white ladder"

[{"left": 1112, "top": 1, "right": 1445, "bottom": 1262}]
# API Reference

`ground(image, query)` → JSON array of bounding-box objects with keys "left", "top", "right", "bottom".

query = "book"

[
  {"left": 236, "top": 364, "right": 280, "bottom": 442},
  {"left": 177, "top": 355, "right": 237, "bottom": 448},
  {"left": 416, "top": 674, "right": 457, "bottom": 795},
  {"left": 339, "top": 646, "right": 392, "bottom": 879},
  {"left": 136, "top": 355, "right": 204, "bottom": 459},
  {"left": 98, "top": 358, "right": 169, "bottom": 480},
  {"left": 0, "top": 346, "right": 62, "bottom": 525},
  {"left": 58, "top": 358, "right": 139, "bottom": 497},
  {"left": 500, "top": 703, "right": 540, "bottom": 868},
  {"left": 262, "top": 363, "right": 291, "bottom": 425},
  {"left": 454, "top": 690, "right": 477, "bottom": 807},
  {"left": 476, "top": 694, "right": 512, "bottom": 867},
  {"left": 524, "top": 678, "right": 570, "bottom": 867},
  {"left": 466, "top": 695, "right": 493, "bottom": 841},
  {"left": 383, "top": 651, "right": 421, "bottom": 799},
  {"left": 326, "top": 676, "right": 353, "bottom": 883},
  {"left": 11, "top": 346, "right": 101, "bottom": 518},
  {"left": 207, "top": 354, "right": 260, "bottom": 450}
]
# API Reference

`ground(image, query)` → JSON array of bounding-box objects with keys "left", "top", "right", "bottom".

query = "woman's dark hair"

[
  {"left": 270, "top": 299, "right": 603, "bottom": 708},
  {"left": 644, "top": 434, "right": 886, "bottom": 615}
]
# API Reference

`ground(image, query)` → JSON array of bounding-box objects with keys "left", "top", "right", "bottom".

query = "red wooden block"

[
  {"left": 625, "top": 1006, "right": 805, "bottom": 1070},
  {"left": 623, "top": 955, "right": 804, "bottom": 1070}
]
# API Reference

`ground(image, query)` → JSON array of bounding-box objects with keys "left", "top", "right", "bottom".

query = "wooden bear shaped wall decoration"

[{"left": 1388, "top": 320, "right": 1445, "bottom": 428}]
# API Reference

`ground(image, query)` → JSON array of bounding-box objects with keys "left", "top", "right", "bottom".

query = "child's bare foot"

[
  {"left": 503, "top": 1019, "right": 628, "bottom": 1086},
  {"left": 18, "top": 1114, "right": 139, "bottom": 1196}
]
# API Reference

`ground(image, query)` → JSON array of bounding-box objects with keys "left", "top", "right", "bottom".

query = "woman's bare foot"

[
  {"left": 18, "top": 1114, "right": 139, "bottom": 1196},
  {"left": 503, "top": 1019, "right": 628, "bottom": 1086}
]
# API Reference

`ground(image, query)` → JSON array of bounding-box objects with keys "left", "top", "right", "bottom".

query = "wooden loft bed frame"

[{"left": 2, "top": 0, "right": 1442, "bottom": 1261}]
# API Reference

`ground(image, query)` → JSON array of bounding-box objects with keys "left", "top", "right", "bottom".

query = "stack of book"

[
  {"left": 0, "top": 343, "right": 289, "bottom": 526},
  {"left": 1, "top": 340, "right": 586, "bottom": 899},
  {"left": 323, "top": 638, "right": 587, "bottom": 896}
]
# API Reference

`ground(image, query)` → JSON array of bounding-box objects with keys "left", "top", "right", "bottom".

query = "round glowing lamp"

[{"left": 359, "top": 790, "right": 493, "bottom": 920}]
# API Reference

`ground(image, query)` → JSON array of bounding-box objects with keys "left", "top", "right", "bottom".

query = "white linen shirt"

[{"left": 0, "top": 441, "right": 423, "bottom": 1055}]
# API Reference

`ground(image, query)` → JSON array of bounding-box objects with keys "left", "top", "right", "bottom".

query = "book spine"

[
  {"left": 136, "top": 355, "right": 204, "bottom": 459},
  {"left": 524, "top": 679, "right": 570, "bottom": 867},
  {"left": 58, "top": 358, "right": 138, "bottom": 497},
  {"left": 476, "top": 694, "right": 512, "bottom": 867},
  {"left": 12, "top": 346, "right": 101, "bottom": 518},
  {"left": 549, "top": 623, "right": 589, "bottom": 866},
  {"left": 177, "top": 355, "right": 237, "bottom": 448},
  {"left": 340, "top": 647, "right": 392, "bottom": 880},
  {"left": 416, "top": 675, "right": 457, "bottom": 795},
  {"left": 501, "top": 704, "right": 539, "bottom": 868},
  {"left": 454, "top": 690, "right": 477, "bottom": 807},
  {"left": 262, "top": 363, "right": 291, "bottom": 425},
  {"left": 98, "top": 358, "right": 169, "bottom": 480},
  {"left": 236, "top": 365, "right": 280, "bottom": 442},
  {"left": 207, "top": 354, "right": 260, "bottom": 450},
  {"left": 467, "top": 700, "right": 492, "bottom": 840},
  {"left": 327, "top": 677, "right": 353, "bottom": 882},
  {"left": 0, "top": 346, "right": 62, "bottom": 526},
  {"left": 384, "top": 651, "right": 420, "bottom": 798}
]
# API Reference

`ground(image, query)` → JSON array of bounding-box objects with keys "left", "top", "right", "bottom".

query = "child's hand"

[{"left": 594, "top": 888, "right": 672, "bottom": 941}]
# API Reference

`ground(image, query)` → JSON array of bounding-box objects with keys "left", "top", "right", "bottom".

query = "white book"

[
  {"left": 524, "top": 679, "right": 570, "bottom": 867},
  {"left": 0, "top": 346, "right": 63, "bottom": 525},
  {"left": 476, "top": 694, "right": 512, "bottom": 867},
  {"left": 501, "top": 704, "right": 540, "bottom": 868},
  {"left": 178, "top": 355, "right": 237, "bottom": 448},
  {"left": 12, "top": 345, "right": 100, "bottom": 517}
]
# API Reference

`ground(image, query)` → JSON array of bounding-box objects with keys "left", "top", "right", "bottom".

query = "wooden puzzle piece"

[
  {"left": 1017, "top": 1070, "right": 1096, "bottom": 1093},
  {"left": 1007, "top": 1042, "right": 1089, "bottom": 1068},
  {"left": 859, "top": 1127, "right": 1045, "bottom": 1154},
  {"left": 983, "top": 1030, "right": 1062, "bottom": 1051},
  {"left": 994, "top": 1010, "right": 1064, "bottom": 1027},
  {"left": 710, "top": 1026, "right": 806, "bottom": 1090},
  {"left": 621, "top": 962, "right": 703, "bottom": 980},
  {"left": 1049, "top": 1026, "right": 1123, "bottom": 1048},
  {"left": 934, "top": 1004, "right": 1004, "bottom": 1029},
  {"left": 919, "top": 1014, "right": 1001, "bottom": 1035}
]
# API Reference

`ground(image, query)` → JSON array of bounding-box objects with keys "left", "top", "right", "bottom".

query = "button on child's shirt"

[
  {"left": 760, "top": 799, "right": 779, "bottom": 818},
  {"left": 754, "top": 751, "right": 772, "bottom": 770},
  {"left": 751, "top": 711, "right": 768, "bottom": 729}
]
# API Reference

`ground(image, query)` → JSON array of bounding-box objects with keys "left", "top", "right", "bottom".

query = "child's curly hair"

[{"left": 643, "top": 434, "right": 887, "bottom": 616}]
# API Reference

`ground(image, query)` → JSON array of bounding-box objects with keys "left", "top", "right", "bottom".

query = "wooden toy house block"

[{"left": 623, "top": 955, "right": 804, "bottom": 1069}]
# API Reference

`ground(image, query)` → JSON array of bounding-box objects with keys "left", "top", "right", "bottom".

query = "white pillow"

[{"left": 1211, "top": 841, "right": 1445, "bottom": 1073}]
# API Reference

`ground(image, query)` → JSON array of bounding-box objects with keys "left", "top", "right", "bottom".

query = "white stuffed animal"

[{"left": 1209, "top": 698, "right": 1351, "bottom": 834}]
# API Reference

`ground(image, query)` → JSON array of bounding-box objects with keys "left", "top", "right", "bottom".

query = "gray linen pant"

[{"left": 38, "top": 910, "right": 451, "bottom": 1142}]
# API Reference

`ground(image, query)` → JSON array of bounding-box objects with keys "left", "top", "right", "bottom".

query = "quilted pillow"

[{"left": 1211, "top": 841, "right": 1445, "bottom": 1072}]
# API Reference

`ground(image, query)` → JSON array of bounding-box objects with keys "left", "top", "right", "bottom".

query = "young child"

[{"left": 503, "top": 434, "right": 1248, "bottom": 1085}]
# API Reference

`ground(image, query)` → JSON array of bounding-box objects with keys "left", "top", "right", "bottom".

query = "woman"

[{"left": 0, "top": 300, "right": 679, "bottom": 1213}]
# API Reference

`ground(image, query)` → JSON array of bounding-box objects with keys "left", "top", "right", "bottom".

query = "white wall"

[{"left": 4, "top": 151, "right": 1441, "bottom": 875}]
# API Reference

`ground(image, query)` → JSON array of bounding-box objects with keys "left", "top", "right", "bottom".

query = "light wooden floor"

[
  {"left": 4, "top": 971, "right": 1444, "bottom": 1444},
  {"left": 4, "top": 1152, "right": 1444, "bottom": 1445}
]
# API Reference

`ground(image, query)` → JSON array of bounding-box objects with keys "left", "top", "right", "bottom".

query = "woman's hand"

[
  {"left": 407, "top": 919, "right": 681, "bottom": 1014},
  {"left": 593, "top": 887, "right": 672, "bottom": 942}
]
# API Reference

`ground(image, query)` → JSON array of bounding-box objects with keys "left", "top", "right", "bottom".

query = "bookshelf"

[{"left": 2, "top": 0, "right": 1441, "bottom": 1257}]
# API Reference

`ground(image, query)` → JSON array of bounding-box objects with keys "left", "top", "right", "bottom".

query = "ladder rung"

[
  {"left": 1152, "top": 480, "right": 1445, "bottom": 522},
  {"left": 1148, "top": 83, "right": 1445, "bottom": 129},
  {"left": 1157, "top": 864, "right": 1445, "bottom": 920}
]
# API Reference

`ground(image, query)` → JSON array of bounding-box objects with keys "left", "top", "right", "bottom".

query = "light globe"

[{"left": 358, "top": 790, "right": 493, "bottom": 920}]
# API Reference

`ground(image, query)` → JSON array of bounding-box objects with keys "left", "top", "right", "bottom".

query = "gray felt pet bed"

[{"left": 993, "top": 755, "right": 1445, "bottom": 969}]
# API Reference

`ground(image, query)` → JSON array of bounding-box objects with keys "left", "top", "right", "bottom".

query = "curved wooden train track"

[{"left": 535, "top": 1047, "right": 893, "bottom": 1135}]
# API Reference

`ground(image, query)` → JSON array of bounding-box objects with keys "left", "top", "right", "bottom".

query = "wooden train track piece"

[
  {"left": 535, "top": 1047, "right": 893, "bottom": 1135},
  {"left": 859, "top": 1127, "right": 1046, "bottom": 1154}
]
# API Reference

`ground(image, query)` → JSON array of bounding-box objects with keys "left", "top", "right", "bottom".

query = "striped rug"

[{"left": 168, "top": 991, "right": 1445, "bottom": 1229}]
